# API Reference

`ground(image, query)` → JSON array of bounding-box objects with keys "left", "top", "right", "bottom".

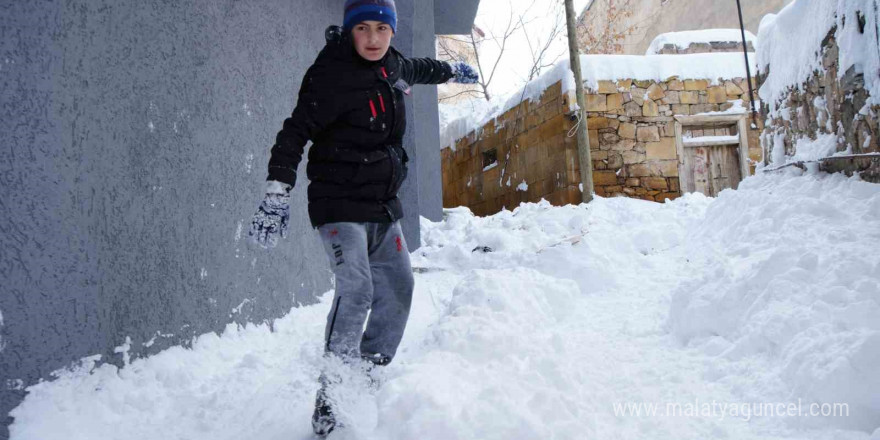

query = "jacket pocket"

[
  {"left": 307, "top": 146, "right": 390, "bottom": 185},
  {"left": 385, "top": 145, "right": 408, "bottom": 198}
]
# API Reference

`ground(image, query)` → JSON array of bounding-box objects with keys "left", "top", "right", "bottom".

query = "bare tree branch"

[
  {"left": 439, "top": 89, "right": 485, "bottom": 102},
  {"left": 437, "top": 0, "right": 570, "bottom": 102}
]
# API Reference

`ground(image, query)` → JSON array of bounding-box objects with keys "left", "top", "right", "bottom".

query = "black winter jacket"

[{"left": 267, "top": 26, "right": 454, "bottom": 228}]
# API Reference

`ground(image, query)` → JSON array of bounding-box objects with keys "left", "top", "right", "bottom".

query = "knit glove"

[
  {"left": 249, "top": 180, "right": 292, "bottom": 248},
  {"left": 449, "top": 61, "right": 480, "bottom": 84}
]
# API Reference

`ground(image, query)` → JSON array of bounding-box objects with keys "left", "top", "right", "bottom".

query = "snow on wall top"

[
  {"left": 440, "top": 51, "right": 757, "bottom": 151},
  {"left": 579, "top": 52, "right": 756, "bottom": 91},
  {"left": 757, "top": 0, "right": 880, "bottom": 111},
  {"left": 646, "top": 28, "right": 757, "bottom": 55}
]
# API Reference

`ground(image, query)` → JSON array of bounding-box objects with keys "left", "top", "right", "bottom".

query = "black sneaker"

[
  {"left": 311, "top": 385, "right": 336, "bottom": 436},
  {"left": 361, "top": 352, "right": 391, "bottom": 367},
  {"left": 360, "top": 353, "right": 391, "bottom": 390}
]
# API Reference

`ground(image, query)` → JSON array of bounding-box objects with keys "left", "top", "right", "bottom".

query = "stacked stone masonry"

[
  {"left": 655, "top": 40, "right": 756, "bottom": 55},
  {"left": 441, "top": 77, "right": 762, "bottom": 217},
  {"left": 759, "top": 30, "right": 880, "bottom": 181}
]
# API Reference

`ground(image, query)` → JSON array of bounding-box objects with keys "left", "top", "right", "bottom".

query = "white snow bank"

[
  {"left": 377, "top": 269, "right": 582, "bottom": 438},
  {"left": 8, "top": 309, "right": 334, "bottom": 439},
  {"left": 763, "top": 131, "right": 860, "bottom": 169},
  {"left": 789, "top": 133, "right": 841, "bottom": 163},
  {"left": 646, "top": 28, "right": 757, "bottom": 55},
  {"left": 10, "top": 170, "right": 880, "bottom": 439},
  {"left": 757, "top": 0, "right": 880, "bottom": 111},
  {"left": 440, "top": 52, "right": 756, "bottom": 150},
  {"left": 666, "top": 168, "right": 880, "bottom": 432}
]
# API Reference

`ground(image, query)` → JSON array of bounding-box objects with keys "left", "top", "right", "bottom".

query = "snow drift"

[
  {"left": 9, "top": 169, "right": 880, "bottom": 439},
  {"left": 666, "top": 170, "right": 880, "bottom": 432}
]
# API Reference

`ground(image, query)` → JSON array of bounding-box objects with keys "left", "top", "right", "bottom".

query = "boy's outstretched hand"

[
  {"left": 249, "top": 181, "right": 292, "bottom": 248},
  {"left": 449, "top": 61, "right": 480, "bottom": 84}
]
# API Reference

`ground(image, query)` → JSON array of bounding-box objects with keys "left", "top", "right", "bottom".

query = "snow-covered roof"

[
  {"left": 757, "top": 0, "right": 880, "bottom": 110},
  {"left": 646, "top": 28, "right": 757, "bottom": 55},
  {"left": 440, "top": 51, "right": 757, "bottom": 151}
]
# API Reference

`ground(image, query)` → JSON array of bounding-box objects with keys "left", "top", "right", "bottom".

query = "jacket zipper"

[
  {"left": 379, "top": 66, "right": 397, "bottom": 139},
  {"left": 384, "top": 144, "right": 398, "bottom": 199},
  {"left": 378, "top": 65, "right": 402, "bottom": 200}
]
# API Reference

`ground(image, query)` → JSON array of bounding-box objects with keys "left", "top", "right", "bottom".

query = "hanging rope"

[{"left": 567, "top": 108, "right": 583, "bottom": 138}]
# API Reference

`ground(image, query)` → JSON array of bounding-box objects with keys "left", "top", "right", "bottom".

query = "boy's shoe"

[
  {"left": 311, "top": 384, "right": 338, "bottom": 436},
  {"left": 311, "top": 353, "right": 390, "bottom": 435},
  {"left": 361, "top": 352, "right": 391, "bottom": 367},
  {"left": 360, "top": 353, "right": 390, "bottom": 390}
]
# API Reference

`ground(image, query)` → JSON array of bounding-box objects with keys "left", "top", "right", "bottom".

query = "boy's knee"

[{"left": 338, "top": 277, "right": 374, "bottom": 304}]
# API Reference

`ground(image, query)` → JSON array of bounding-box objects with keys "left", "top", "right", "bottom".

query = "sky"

[{"left": 465, "top": 0, "right": 593, "bottom": 99}]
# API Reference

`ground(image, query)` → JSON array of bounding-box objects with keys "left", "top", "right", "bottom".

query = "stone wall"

[
  {"left": 584, "top": 77, "right": 761, "bottom": 199},
  {"left": 441, "top": 82, "right": 580, "bottom": 216},
  {"left": 759, "top": 30, "right": 880, "bottom": 180},
  {"left": 441, "top": 76, "right": 761, "bottom": 216},
  {"left": 654, "top": 40, "right": 756, "bottom": 55}
]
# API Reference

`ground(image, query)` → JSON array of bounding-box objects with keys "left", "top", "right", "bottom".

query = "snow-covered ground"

[{"left": 9, "top": 169, "right": 880, "bottom": 440}]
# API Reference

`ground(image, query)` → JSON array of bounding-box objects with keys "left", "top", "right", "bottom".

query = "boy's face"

[{"left": 351, "top": 20, "right": 393, "bottom": 62}]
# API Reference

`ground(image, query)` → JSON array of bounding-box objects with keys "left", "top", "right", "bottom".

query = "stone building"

[
  {"left": 441, "top": 47, "right": 761, "bottom": 216},
  {"left": 577, "top": 0, "right": 790, "bottom": 55}
]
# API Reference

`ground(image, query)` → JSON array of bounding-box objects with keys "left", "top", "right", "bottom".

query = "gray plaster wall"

[
  {"left": 0, "top": 0, "right": 344, "bottom": 435},
  {"left": 415, "top": 0, "right": 446, "bottom": 225},
  {"left": 397, "top": 0, "right": 446, "bottom": 237},
  {"left": 391, "top": 0, "right": 475, "bottom": 240}
]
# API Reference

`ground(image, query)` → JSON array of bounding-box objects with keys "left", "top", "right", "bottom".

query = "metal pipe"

[
  {"left": 761, "top": 153, "right": 880, "bottom": 173},
  {"left": 735, "top": 0, "right": 759, "bottom": 128}
]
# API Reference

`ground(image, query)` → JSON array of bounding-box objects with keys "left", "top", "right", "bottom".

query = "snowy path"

[{"left": 10, "top": 169, "right": 880, "bottom": 440}]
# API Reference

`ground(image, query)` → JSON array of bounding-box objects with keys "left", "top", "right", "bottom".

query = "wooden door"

[
  {"left": 707, "top": 145, "right": 743, "bottom": 194},
  {"left": 675, "top": 115, "right": 751, "bottom": 198},
  {"left": 684, "top": 146, "right": 711, "bottom": 195}
]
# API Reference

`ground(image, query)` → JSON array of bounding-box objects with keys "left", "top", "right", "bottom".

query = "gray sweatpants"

[{"left": 316, "top": 220, "right": 415, "bottom": 364}]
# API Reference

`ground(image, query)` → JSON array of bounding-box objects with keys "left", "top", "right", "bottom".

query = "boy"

[{"left": 249, "top": 0, "right": 478, "bottom": 435}]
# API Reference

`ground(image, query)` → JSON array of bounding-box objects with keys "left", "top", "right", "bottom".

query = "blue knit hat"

[{"left": 343, "top": 0, "right": 397, "bottom": 34}]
